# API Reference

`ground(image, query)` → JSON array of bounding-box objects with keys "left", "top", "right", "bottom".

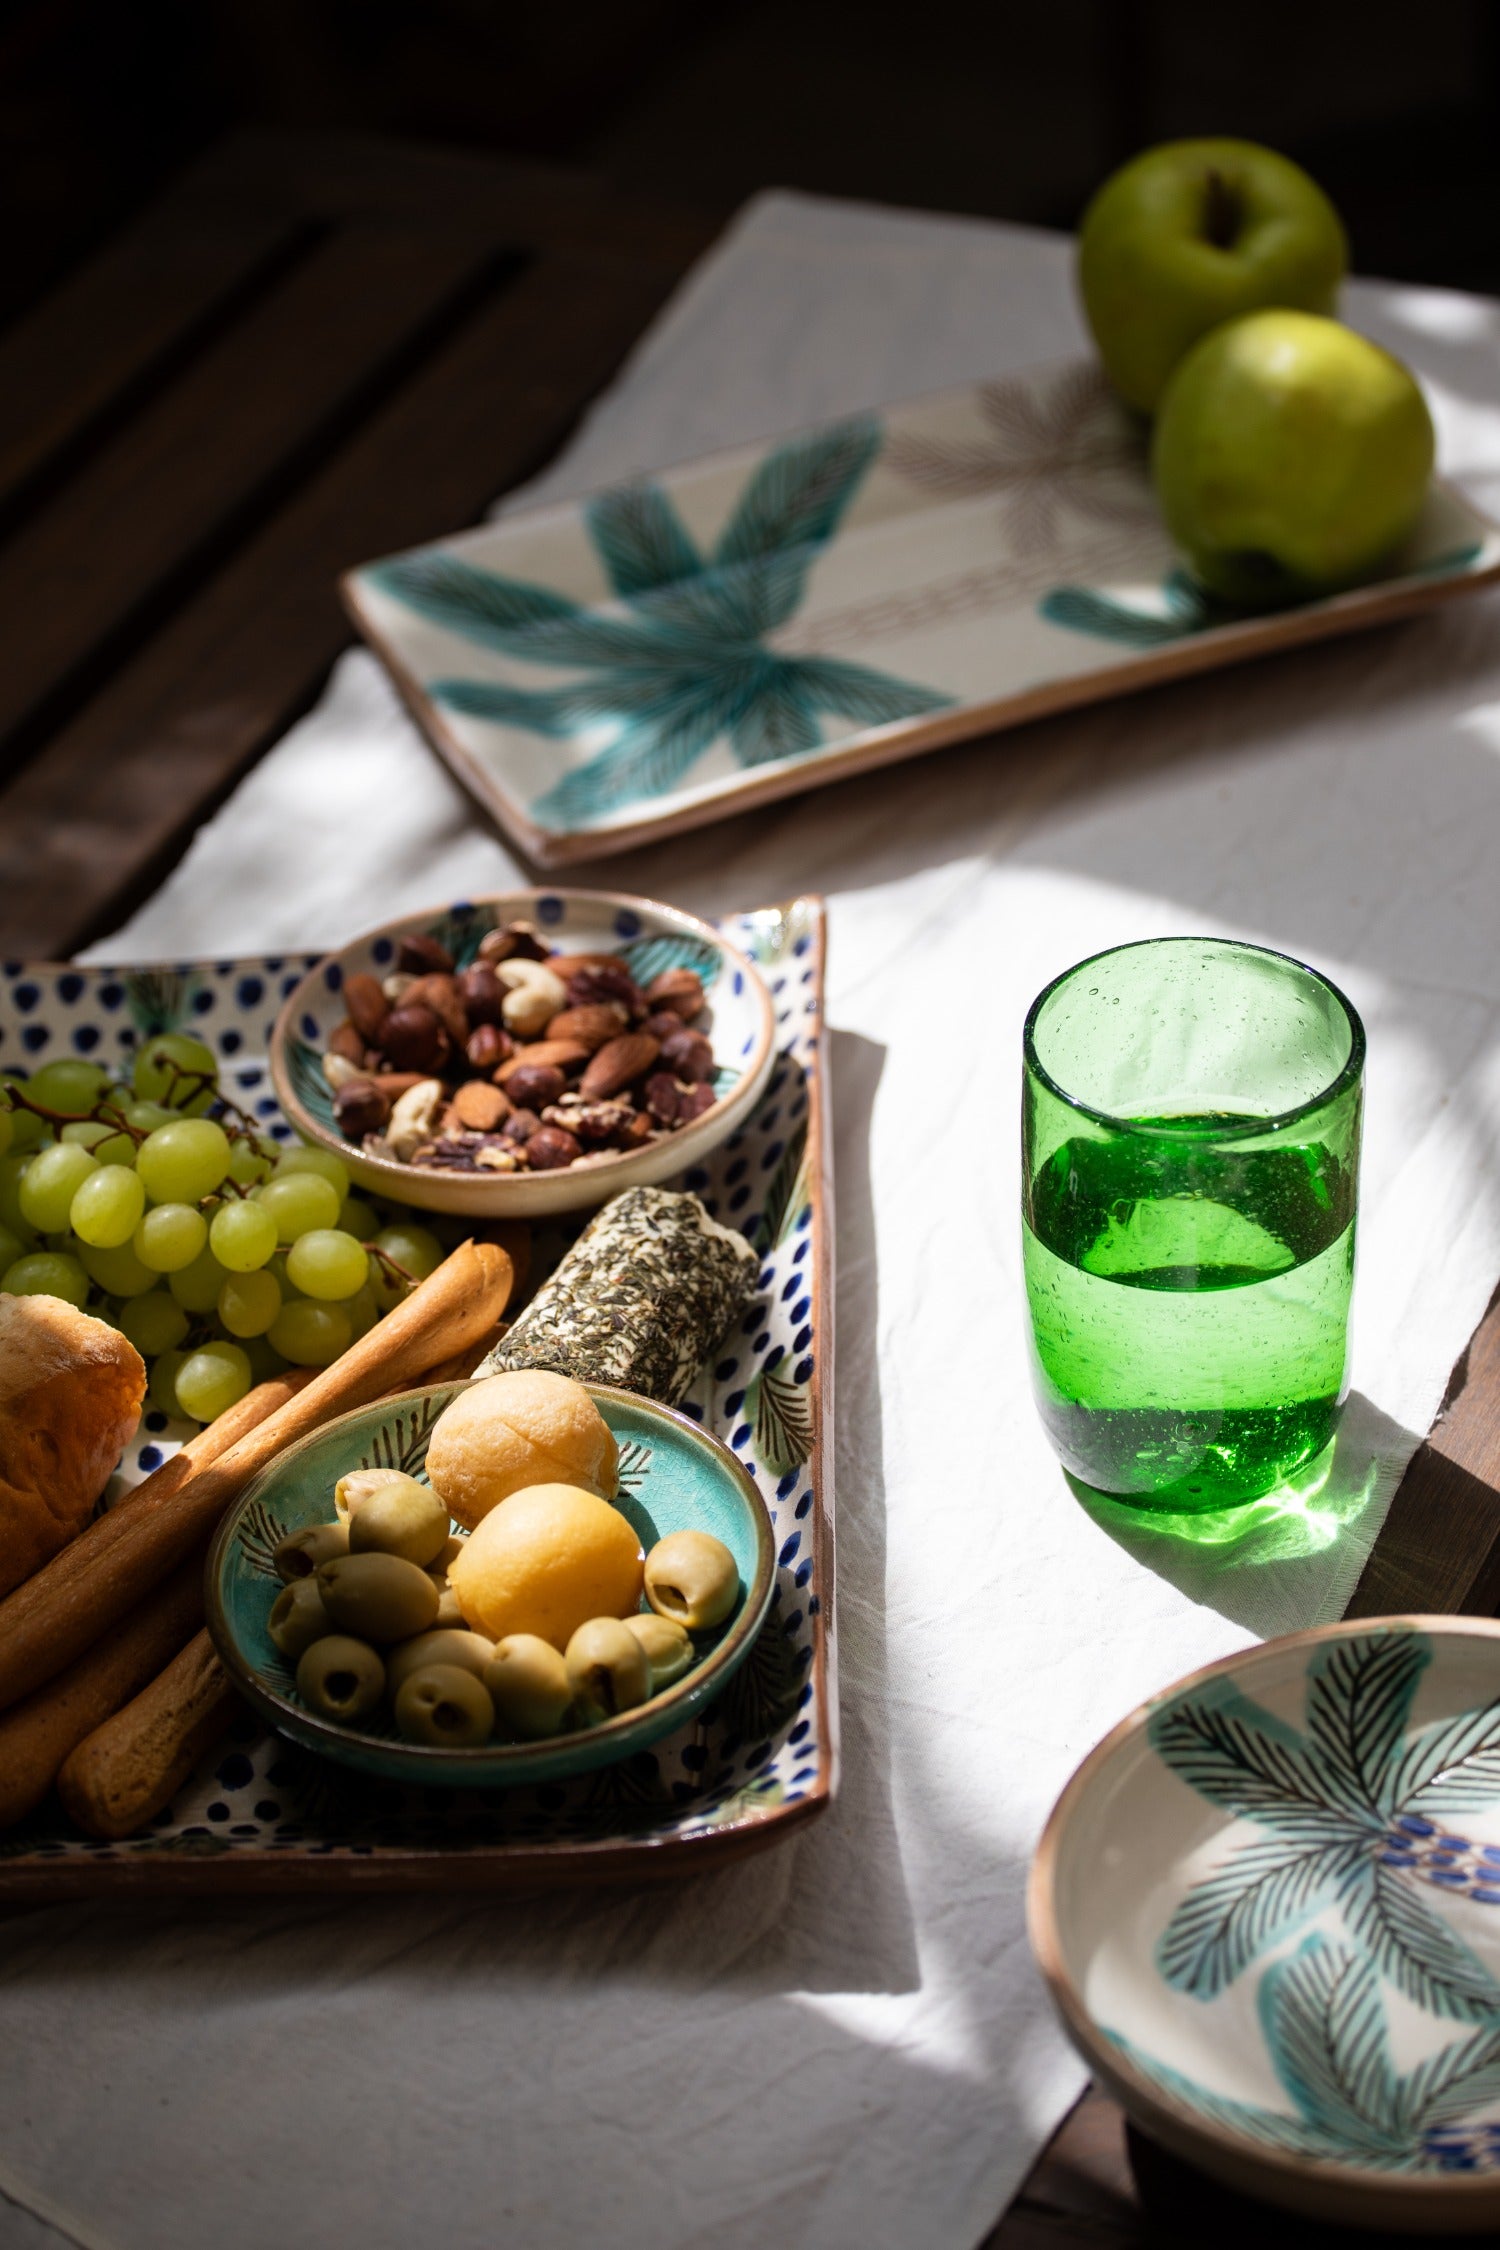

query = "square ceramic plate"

[
  {"left": 343, "top": 356, "right": 1500, "bottom": 866},
  {"left": 0, "top": 894, "right": 833, "bottom": 1896}
]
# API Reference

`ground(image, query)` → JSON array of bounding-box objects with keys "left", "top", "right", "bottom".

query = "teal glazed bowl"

[{"left": 206, "top": 1383, "right": 776, "bottom": 1789}]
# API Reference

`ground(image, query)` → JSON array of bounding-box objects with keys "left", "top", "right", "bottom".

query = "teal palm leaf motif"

[
  {"left": 1152, "top": 1629, "right": 1500, "bottom": 2018},
  {"left": 370, "top": 419, "right": 952, "bottom": 828},
  {"left": 1113, "top": 1937, "right": 1500, "bottom": 2172},
  {"left": 1040, "top": 567, "right": 1229, "bottom": 645}
]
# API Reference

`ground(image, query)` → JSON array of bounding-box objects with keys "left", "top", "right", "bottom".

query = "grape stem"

[
  {"left": 365, "top": 1244, "right": 417, "bottom": 1291},
  {"left": 0, "top": 1085, "right": 151, "bottom": 1143}
]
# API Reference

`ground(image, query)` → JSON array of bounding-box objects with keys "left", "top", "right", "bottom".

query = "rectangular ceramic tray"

[
  {"left": 343, "top": 356, "right": 1500, "bottom": 866},
  {"left": 0, "top": 894, "right": 834, "bottom": 1895}
]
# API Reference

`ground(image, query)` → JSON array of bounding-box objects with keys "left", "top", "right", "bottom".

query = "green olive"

[
  {"left": 316, "top": 1552, "right": 439, "bottom": 1644},
  {"left": 394, "top": 1664, "right": 494, "bottom": 1748},
  {"left": 273, "top": 1519, "right": 349, "bottom": 1582},
  {"left": 484, "top": 1635, "right": 573, "bottom": 1740},
  {"left": 564, "top": 1616, "right": 650, "bottom": 1727},
  {"left": 348, "top": 1475, "right": 449, "bottom": 1567},
  {"left": 385, "top": 1628, "right": 495, "bottom": 1699},
  {"left": 296, "top": 1634, "right": 385, "bottom": 1724},
  {"left": 623, "top": 1611, "right": 694, "bottom": 1689},
  {"left": 643, "top": 1530, "right": 739, "bottom": 1631},
  {"left": 333, "top": 1466, "right": 410, "bottom": 1524},
  {"left": 268, "top": 1577, "right": 334, "bottom": 1662}
]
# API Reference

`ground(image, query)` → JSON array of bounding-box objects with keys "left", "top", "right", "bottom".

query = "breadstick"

[
  {"left": 0, "top": 1554, "right": 204, "bottom": 1829},
  {"left": 58, "top": 1631, "right": 239, "bottom": 1841},
  {"left": 0, "top": 1239, "right": 512, "bottom": 1713}
]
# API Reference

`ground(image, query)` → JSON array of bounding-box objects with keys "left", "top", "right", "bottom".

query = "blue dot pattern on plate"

[{"left": 0, "top": 896, "right": 827, "bottom": 1866}]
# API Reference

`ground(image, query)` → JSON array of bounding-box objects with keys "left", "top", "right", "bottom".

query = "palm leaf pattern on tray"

[
  {"left": 1114, "top": 1936, "right": 1500, "bottom": 2172},
  {"left": 1151, "top": 1627, "right": 1500, "bottom": 2019},
  {"left": 885, "top": 362, "right": 1152, "bottom": 548},
  {"left": 368, "top": 419, "right": 952, "bottom": 828}
]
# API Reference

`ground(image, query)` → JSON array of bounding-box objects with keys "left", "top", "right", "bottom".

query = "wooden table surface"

[{"left": 4, "top": 128, "right": 1499, "bottom": 2249}]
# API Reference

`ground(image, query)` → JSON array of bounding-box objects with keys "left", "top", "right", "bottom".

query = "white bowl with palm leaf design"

[
  {"left": 1030, "top": 1617, "right": 1500, "bottom": 2232},
  {"left": 270, "top": 887, "right": 776, "bottom": 1216}
]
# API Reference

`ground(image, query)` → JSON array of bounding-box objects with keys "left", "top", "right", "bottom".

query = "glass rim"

[{"left": 1022, "top": 935, "right": 1367, "bottom": 1142}]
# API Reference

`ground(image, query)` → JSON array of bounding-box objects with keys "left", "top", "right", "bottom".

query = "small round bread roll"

[
  {"left": 0, "top": 1293, "right": 146, "bottom": 1598},
  {"left": 424, "top": 1370, "right": 618, "bottom": 1530}
]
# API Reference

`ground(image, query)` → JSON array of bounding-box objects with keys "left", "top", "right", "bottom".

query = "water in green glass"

[{"left": 1022, "top": 940, "right": 1364, "bottom": 1510}]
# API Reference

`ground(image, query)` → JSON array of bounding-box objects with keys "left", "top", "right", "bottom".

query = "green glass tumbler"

[{"left": 1022, "top": 937, "right": 1364, "bottom": 1510}]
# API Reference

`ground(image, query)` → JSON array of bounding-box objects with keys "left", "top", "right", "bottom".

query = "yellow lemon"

[
  {"left": 425, "top": 1370, "right": 618, "bottom": 1529},
  {"left": 448, "top": 1483, "right": 643, "bottom": 1649}
]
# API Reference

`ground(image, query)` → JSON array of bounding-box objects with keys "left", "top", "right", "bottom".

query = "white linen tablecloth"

[{"left": 5, "top": 192, "right": 1500, "bottom": 2250}]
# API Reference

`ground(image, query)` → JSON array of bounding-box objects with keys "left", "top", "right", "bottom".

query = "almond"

[
  {"left": 343, "top": 972, "right": 390, "bottom": 1042},
  {"left": 326, "top": 1018, "right": 366, "bottom": 1065},
  {"left": 580, "top": 1031, "right": 660, "bottom": 1101},
  {"left": 547, "top": 1002, "right": 629, "bottom": 1051},
  {"left": 494, "top": 1039, "right": 591, "bottom": 1084},
  {"left": 450, "top": 1080, "right": 511, "bottom": 1132}
]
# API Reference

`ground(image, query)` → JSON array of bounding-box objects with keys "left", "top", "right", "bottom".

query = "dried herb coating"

[{"left": 480, "top": 1187, "right": 758, "bottom": 1405}]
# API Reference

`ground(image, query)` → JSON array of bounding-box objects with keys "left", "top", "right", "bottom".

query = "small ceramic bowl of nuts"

[{"left": 269, "top": 887, "right": 777, "bottom": 1215}]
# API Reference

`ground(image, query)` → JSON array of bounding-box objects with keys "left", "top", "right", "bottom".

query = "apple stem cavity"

[{"left": 1202, "top": 169, "right": 1242, "bottom": 252}]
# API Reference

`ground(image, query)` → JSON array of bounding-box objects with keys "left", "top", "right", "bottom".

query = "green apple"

[
  {"left": 1078, "top": 138, "right": 1347, "bottom": 412},
  {"left": 1151, "top": 309, "right": 1434, "bottom": 606}
]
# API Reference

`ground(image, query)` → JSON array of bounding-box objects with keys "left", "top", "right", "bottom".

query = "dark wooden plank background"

[{"left": 2, "top": 128, "right": 1498, "bottom": 2248}]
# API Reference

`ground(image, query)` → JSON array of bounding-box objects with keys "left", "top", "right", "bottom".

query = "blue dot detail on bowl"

[
  {"left": 192, "top": 988, "right": 214, "bottom": 1014},
  {"left": 72, "top": 1025, "right": 100, "bottom": 1053},
  {"left": 795, "top": 1357, "right": 813, "bottom": 1384},
  {"left": 372, "top": 937, "right": 393, "bottom": 964},
  {"left": 613, "top": 908, "right": 642, "bottom": 939},
  {"left": 537, "top": 894, "right": 565, "bottom": 924},
  {"left": 137, "top": 1445, "right": 164, "bottom": 1472},
  {"left": 21, "top": 1025, "right": 49, "bottom": 1052},
  {"left": 322, "top": 962, "right": 343, "bottom": 992},
  {"left": 220, "top": 1029, "right": 242, "bottom": 1055},
  {"left": 237, "top": 975, "right": 264, "bottom": 1007},
  {"left": 301, "top": 1013, "right": 320, "bottom": 1041},
  {"left": 779, "top": 1534, "right": 801, "bottom": 1566},
  {"left": 58, "top": 973, "right": 83, "bottom": 1002},
  {"left": 13, "top": 984, "right": 38, "bottom": 1013}
]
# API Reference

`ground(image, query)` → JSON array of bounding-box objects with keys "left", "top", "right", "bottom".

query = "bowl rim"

[
  {"left": 205, "top": 1379, "right": 778, "bottom": 1776},
  {"left": 267, "top": 884, "right": 778, "bottom": 1200},
  {"left": 1028, "top": 1611, "right": 1500, "bottom": 2210}
]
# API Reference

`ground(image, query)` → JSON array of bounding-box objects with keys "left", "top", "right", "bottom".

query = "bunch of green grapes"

[{"left": 0, "top": 1034, "right": 446, "bottom": 1426}]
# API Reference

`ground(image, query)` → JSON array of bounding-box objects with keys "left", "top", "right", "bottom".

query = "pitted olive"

[
  {"left": 484, "top": 1635, "right": 573, "bottom": 1740},
  {"left": 564, "top": 1616, "right": 650, "bottom": 1726},
  {"left": 348, "top": 1475, "right": 449, "bottom": 1567},
  {"left": 394, "top": 1664, "right": 494, "bottom": 1747},
  {"left": 273, "top": 1519, "right": 349, "bottom": 1582},
  {"left": 333, "top": 1466, "right": 411, "bottom": 1524},
  {"left": 316, "top": 1552, "right": 439, "bottom": 1643},
  {"left": 623, "top": 1611, "right": 694, "bottom": 1689},
  {"left": 268, "top": 1576, "right": 334, "bottom": 1661},
  {"left": 643, "top": 1530, "right": 739, "bottom": 1631},
  {"left": 296, "top": 1634, "right": 385, "bottom": 1724},
  {"left": 385, "top": 1628, "right": 495, "bottom": 1699}
]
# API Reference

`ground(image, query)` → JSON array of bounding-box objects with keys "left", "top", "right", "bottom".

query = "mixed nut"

[{"left": 318, "top": 920, "right": 720, "bottom": 1176}]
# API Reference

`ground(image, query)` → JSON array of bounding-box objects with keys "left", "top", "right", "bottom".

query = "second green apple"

[{"left": 1152, "top": 310, "right": 1435, "bottom": 607}]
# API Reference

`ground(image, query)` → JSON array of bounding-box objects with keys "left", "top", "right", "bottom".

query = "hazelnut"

[
  {"left": 643, "top": 1011, "right": 684, "bottom": 1042},
  {"left": 326, "top": 1017, "right": 367, "bottom": 1065},
  {"left": 456, "top": 963, "right": 506, "bottom": 1027},
  {"left": 503, "top": 1062, "right": 566, "bottom": 1112},
  {"left": 402, "top": 972, "right": 469, "bottom": 1049},
  {"left": 525, "top": 1125, "right": 582, "bottom": 1170},
  {"left": 343, "top": 973, "right": 390, "bottom": 1043},
  {"left": 658, "top": 1027, "right": 715, "bottom": 1084},
  {"left": 645, "top": 967, "right": 705, "bottom": 1020},
  {"left": 396, "top": 932, "right": 454, "bottom": 976},
  {"left": 379, "top": 1003, "right": 451, "bottom": 1075},
  {"left": 501, "top": 1108, "right": 540, "bottom": 1144},
  {"left": 465, "top": 1022, "right": 511, "bottom": 1073},
  {"left": 334, "top": 1078, "right": 392, "bottom": 1140}
]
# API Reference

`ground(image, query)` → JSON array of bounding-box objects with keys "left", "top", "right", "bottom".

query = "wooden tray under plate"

[
  {"left": 0, "top": 894, "right": 834, "bottom": 1895},
  {"left": 343, "top": 356, "right": 1500, "bottom": 866}
]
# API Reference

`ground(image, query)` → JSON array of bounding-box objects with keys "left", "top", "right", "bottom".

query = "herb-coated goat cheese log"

[{"left": 479, "top": 1186, "right": 758, "bottom": 1405}]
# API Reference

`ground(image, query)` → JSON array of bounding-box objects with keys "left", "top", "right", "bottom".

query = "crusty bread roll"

[{"left": 0, "top": 1294, "right": 145, "bottom": 1598}]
